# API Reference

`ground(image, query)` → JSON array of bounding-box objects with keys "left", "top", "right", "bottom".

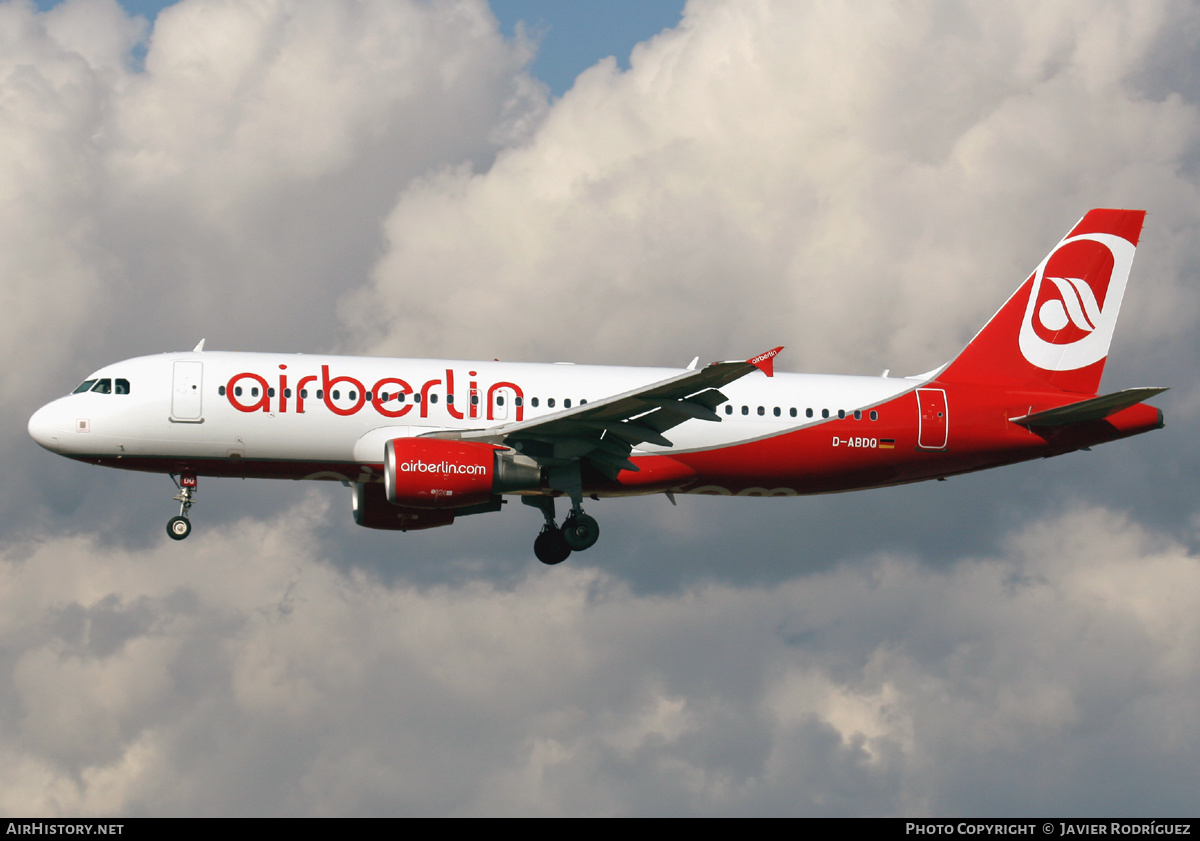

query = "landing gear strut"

[
  {"left": 524, "top": 496, "right": 571, "bottom": 564},
  {"left": 167, "top": 473, "right": 197, "bottom": 541},
  {"left": 523, "top": 470, "right": 601, "bottom": 564}
]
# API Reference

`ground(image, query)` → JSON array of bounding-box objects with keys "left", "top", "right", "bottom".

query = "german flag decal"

[{"left": 879, "top": 439, "right": 896, "bottom": 449}]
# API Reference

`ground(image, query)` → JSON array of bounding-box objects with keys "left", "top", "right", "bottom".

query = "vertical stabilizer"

[{"left": 939, "top": 209, "right": 1145, "bottom": 395}]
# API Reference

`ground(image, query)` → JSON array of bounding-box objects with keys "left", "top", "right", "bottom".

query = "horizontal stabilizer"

[{"left": 1010, "top": 387, "right": 1168, "bottom": 428}]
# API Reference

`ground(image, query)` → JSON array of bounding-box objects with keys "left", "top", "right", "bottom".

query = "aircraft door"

[
  {"left": 172, "top": 361, "right": 204, "bottom": 421},
  {"left": 916, "top": 388, "right": 948, "bottom": 449}
]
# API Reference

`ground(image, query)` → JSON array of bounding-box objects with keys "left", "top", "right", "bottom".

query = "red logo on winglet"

[{"left": 747, "top": 346, "right": 784, "bottom": 377}]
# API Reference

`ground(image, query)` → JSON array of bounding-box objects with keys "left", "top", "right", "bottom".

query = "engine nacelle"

[
  {"left": 384, "top": 437, "right": 542, "bottom": 509},
  {"left": 352, "top": 482, "right": 458, "bottom": 531}
]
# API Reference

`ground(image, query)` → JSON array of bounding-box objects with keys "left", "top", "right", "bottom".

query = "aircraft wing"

[{"left": 437, "top": 347, "right": 783, "bottom": 476}]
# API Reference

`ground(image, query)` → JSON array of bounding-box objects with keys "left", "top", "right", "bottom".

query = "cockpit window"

[
  {"left": 90, "top": 379, "right": 112, "bottom": 394},
  {"left": 115, "top": 378, "right": 130, "bottom": 395},
  {"left": 73, "top": 379, "right": 97, "bottom": 394}
]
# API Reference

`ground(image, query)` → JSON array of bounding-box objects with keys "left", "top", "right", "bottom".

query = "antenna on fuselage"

[{"left": 193, "top": 339, "right": 206, "bottom": 352}]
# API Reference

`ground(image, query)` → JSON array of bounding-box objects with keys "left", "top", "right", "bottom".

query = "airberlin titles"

[
  {"left": 399, "top": 459, "right": 488, "bottom": 475},
  {"left": 224, "top": 364, "right": 525, "bottom": 422}
]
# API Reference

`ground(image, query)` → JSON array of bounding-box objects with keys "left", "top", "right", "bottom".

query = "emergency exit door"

[{"left": 916, "top": 388, "right": 948, "bottom": 449}]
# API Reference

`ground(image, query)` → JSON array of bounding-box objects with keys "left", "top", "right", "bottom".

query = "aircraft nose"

[{"left": 28, "top": 401, "right": 69, "bottom": 452}]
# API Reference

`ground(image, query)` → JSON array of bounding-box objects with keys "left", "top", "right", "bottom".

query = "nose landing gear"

[{"left": 167, "top": 473, "right": 197, "bottom": 541}]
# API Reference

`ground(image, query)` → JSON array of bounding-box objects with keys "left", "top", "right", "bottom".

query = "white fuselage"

[{"left": 28, "top": 351, "right": 917, "bottom": 474}]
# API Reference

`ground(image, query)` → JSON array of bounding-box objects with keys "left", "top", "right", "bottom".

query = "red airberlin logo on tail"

[
  {"left": 1019, "top": 232, "right": 1135, "bottom": 372},
  {"left": 1030, "top": 238, "right": 1114, "bottom": 344}
]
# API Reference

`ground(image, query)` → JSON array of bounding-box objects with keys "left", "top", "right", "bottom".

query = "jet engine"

[
  {"left": 352, "top": 482, "right": 457, "bottom": 531},
  {"left": 383, "top": 437, "right": 542, "bottom": 509}
]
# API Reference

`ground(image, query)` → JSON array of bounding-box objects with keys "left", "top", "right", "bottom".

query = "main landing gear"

[
  {"left": 524, "top": 495, "right": 601, "bottom": 565},
  {"left": 167, "top": 473, "right": 197, "bottom": 541}
]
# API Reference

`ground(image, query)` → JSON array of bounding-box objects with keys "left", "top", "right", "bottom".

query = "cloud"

[
  {"left": 4, "top": 0, "right": 544, "bottom": 528},
  {"left": 343, "top": 0, "right": 1200, "bottom": 380},
  {"left": 0, "top": 502, "right": 1197, "bottom": 815},
  {"left": 2, "top": 0, "right": 545, "bottom": 411}
]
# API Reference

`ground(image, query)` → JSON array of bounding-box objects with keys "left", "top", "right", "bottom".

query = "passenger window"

[
  {"left": 725, "top": 405, "right": 733, "bottom": 415},
  {"left": 91, "top": 379, "right": 112, "bottom": 394},
  {"left": 430, "top": 394, "right": 438, "bottom": 404},
  {"left": 300, "top": 389, "right": 308, "bottom": 399},
  {"left": 317, "top": 389, "right": 324, "bottom": 400},
  {"left": 564, "top": 399, "right": 571, "bottom": 408},
  {"left": 268, "top": 388, "right": 276, "bottom": 398},
  {"left": 397, "top": 393, "right": 405, "bottom": 403},
  {"left": 806, "top": 408, "right": 813, "bottom": 418},
  {"left": 332, "top": 390, "right": 340, "bottom": 400},
  {"left": 757, "top": 406, "right": 765, "bottom": 416},
  {"left": 413, "top": 393, "right": 421, "bottom": 403},
  {"left": 854, "top": 410, "right": 861, "bottom": 420},
  {"left": 822, "top": 409, "right": 829, "bottom": 418},
  {"left": 73, "top": 380, "right": 97, "bottom": 394},
  {"left": 496, "top": 396, "right": 504, "bottom": 406},
  {"left": 773, "top": 407, "right": 781, "bottom": 417},
  {"left": 580, "top": 399, "right": 587, "bottom": 405},
  {"left": 219, "top": 385, "right": 226, "bottom": 396},
  {"left": 115, "top": 379, "right": 130, "bottom": 395},
  {"left": 285, "top": 388, "right": 292, "bottom": 398},
  {"left": 515, "top": 396, "right": 523, "bottom": 407},
  {"left": 470, "top": 395, "right": 478, "bottom": 405},
  {"left": 741, "top": 406, "right": 749, "bottom": 415},
  {"left": 251, "top": 387, "right": 260, "bottom": 397},
  {"left": 790, "top": 408, "right": 797, "bottom": 417},
  {"left": 235, "top": 386, "right": 243, "bottom": 397},
  {"left": 838, "top": 409, "right": 846, "bottom": 419},
  {"left": 531, "top": 397, "right": 539, "bottom": 408},
  {"left": 548, "top": 398, "right": 556, "bottom": 408},
  {"left": 870, "top": 410, "right": 878, "bottom": 421}
]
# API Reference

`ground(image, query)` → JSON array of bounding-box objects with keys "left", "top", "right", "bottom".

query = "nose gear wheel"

[{"left": 166, "top": 516, "right": 191, "bottom": 540}]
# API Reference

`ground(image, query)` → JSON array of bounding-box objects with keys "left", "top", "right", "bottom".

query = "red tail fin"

[{"left": 939, "top": 209, "right": 1145, "bottom": 395}]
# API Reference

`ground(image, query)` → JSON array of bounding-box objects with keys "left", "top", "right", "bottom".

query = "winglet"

[
  {"left": 746, "top": 346, "right": 784, "bottom": 377},
  {"left": 193, "top": 338, "right": 206, "bottom": 352}
]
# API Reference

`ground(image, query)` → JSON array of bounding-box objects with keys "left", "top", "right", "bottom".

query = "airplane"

[{"left": 28, "top": 209, "right": 1166, "bottom": 565}]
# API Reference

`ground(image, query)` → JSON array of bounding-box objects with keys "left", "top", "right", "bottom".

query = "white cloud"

[
  {"left": 0, "top": 500, "right": 1197, "bottom": 815},
  {"left": 0, "top": 0, "right": 545, "bottom": 416},
  {"left": 345, "top": 0, "right": 1200, "bottom": 379}
]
